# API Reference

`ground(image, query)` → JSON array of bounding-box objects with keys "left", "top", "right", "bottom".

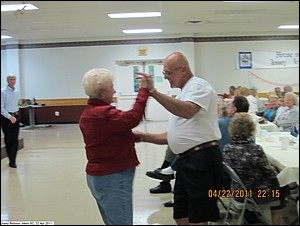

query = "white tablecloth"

[
  {"left": 251, "top": 113, "right": 279, "bottom": 132},
  {"left": 256, "top": 132, "right": 299, "bottom": 186},
  {"left": 258, "top": 121, "right": 279, "bottom": 132}
]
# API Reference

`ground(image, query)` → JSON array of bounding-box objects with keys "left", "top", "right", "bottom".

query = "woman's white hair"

[
  {"left": 285, "top": 91, "right": 299, "bottom": 106},
  {"left": 82, "top": 68, "right": 113, "bottom": 98}
]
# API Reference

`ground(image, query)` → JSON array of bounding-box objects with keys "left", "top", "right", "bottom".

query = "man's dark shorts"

[{"left": 173, "top": 145, "right": 224, "bottom": 223}]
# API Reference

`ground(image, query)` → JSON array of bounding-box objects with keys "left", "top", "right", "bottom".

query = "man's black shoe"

[
  {"left": 146, "top": 168, "right": 163, "bottom": 180},
  {"left": 9, "top": 163, "right": 17, "bottom": 168},
  {"left": 164, "top": 200, "right": 174, "bottom": 207},
  {"left": 154, "top": 171, "right": 175, "bottom": 181},
  {"left": 244, "top": 210, "right": 260, "bottom": 224},
  {"left": 149, "top": 183, "right": 172, "bottom": 194}
]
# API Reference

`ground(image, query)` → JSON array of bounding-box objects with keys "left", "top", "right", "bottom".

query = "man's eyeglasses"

[
  {"left": 162, "top": 70, "right": 173, "bottom": 76},
  {"left": 162, "top": 67, "right": 182, "bottom": 76}
]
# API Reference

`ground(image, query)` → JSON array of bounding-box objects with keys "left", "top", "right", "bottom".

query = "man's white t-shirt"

[
  {"left": 246, "top": 95, "right": 258, "bottom": 114},
  {"left": 168, "top": 76, "right": 221, "bottom": 155}
]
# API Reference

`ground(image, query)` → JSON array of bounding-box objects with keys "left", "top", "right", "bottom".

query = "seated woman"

[
  {"left": 262, "top": 91, "right": 277, "bottom": 110},
  {"left": 256, "top": 94, "right": 279, "bottom": 122},
  {"left": 223, "top": 112, "right": 286, "bottom": 225},
  {"left": 274, "top": 92, "right": 299, "bottom": 135},
  {"left": 274, "top": 95, "right": 288, "bottom": 122}
]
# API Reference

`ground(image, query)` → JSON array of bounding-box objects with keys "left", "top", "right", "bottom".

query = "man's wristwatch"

[{"left": 149, "top": 88, "right": 157, "bottom": 94}]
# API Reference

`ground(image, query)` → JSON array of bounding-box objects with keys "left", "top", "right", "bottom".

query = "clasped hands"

[{"left": 136, "top": 72, "right": 155, "bottom": 91}]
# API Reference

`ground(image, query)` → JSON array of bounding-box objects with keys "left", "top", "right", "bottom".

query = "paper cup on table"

[{"left": 279, "top": 136, "right": 289, "bottom": 149}]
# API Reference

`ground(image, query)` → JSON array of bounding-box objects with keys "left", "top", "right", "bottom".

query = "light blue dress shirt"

[{"left": 1, "top": 85, "right": 20, "bottom": 119}]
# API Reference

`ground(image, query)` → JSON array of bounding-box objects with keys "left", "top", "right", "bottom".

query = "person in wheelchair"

[{"left": 223, "top": 112, "right": 287, "bottom": 225}]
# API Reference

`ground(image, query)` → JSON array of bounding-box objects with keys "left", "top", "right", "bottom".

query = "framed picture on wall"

[{"left": 239, "top": 52, "right": 252, "bottom": 69}]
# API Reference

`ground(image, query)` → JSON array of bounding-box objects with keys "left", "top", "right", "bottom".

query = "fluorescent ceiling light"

[
  {"left": 223, "top": 1, "right": 268, "bottom": 2},
  {"left": 108, "top": 12, "right": 161, "bottom": 19},
  {"left": 122, "top": 29, "right": 163, "bottom": 34},
  {"left": 1, "top": 35, "right": 12, "bottom": 39},
  {"left": 1, "top": 4, "right": 38, "bottom": 12},
  {"left": 277, "top": 25, "right": 299, "bottom": 29}
]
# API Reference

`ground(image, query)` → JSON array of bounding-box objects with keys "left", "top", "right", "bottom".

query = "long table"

[
  {"left": 20, "top": 105, "right": 51, "bottom": 129},
  {"left": 256, "top": 132, "right": 299, "bottom": 186}
]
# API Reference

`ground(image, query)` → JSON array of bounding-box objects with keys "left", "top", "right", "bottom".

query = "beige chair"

[{"left": 222, "top": 162, "right": 280, "bottom": 225}]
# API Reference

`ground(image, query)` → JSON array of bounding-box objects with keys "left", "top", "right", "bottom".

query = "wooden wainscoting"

[
  {"left": 19, "top": 97, "right": 118, "bottom": 125},
  {"left": 36, "top": 98, "right": 88, "bottom": 106},
  {"left": 19, "top": 105, "right": 86, "bottom": 125},
  {"left": 36, "top": 97, "right": 117, "bottom": 106}
]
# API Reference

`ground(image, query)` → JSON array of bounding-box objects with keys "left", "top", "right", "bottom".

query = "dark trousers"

[{"left": 1, "top": 115, "right": 20, "bottom": 165}]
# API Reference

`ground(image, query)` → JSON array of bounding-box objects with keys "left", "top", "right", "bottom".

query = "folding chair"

[{"left": 222, "top": 162, "right": 281, "bottom": 225}]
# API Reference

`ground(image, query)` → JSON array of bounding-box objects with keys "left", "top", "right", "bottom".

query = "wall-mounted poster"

[
  {"left": 133, "top": 66, "right": 140, "bottom": 92},
  {"left": 239, "top": 52, "right": 252, "bottom": 69}
]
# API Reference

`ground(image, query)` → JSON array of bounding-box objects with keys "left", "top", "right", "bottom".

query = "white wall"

[
  {"left": 195, "top": 40, "right": 299, "bottom": 94},
  {"left": 1, "top": 39, "right": 298, "bottom": 100},
  {"left": 1, "top": 42, "right": 194, "bottom": 99},
  {"left": 1, "top": 50, "right": 7, "bottom": 89},
  {"left": 1, "top": 48, "right": 21, "bottom": 92}
]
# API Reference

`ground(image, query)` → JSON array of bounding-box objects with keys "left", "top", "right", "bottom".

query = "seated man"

[{"left": 145, "top": 145, "right": 176, "bottom": 194}]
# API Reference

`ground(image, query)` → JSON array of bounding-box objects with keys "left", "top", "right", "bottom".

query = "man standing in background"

[{"left": 1, "top": 74, "right": 20, "bottom": 168}]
